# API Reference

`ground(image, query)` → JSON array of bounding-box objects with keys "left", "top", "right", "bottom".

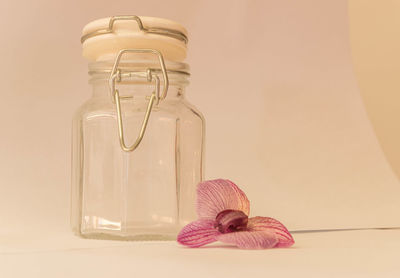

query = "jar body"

[{"left": 71, "top": 74, "right": 204, "bottom": 240}]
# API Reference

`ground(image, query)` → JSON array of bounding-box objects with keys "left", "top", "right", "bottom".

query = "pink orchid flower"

[{"left": 177, "top": 179, "right": 294, "bottom": 249}]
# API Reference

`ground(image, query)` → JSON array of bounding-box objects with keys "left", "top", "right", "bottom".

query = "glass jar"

[{"left": 71, "top": 16, "right": 205, "bottom": 240}]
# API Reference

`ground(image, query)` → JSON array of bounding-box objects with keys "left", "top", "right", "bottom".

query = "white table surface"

[{"left": 1, "top": 229, "right": 399, "bottom": 277}]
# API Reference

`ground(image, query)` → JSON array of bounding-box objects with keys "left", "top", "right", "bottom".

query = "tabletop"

[{"left": 1, "top": 228, "right": 399, "bottom": 277}]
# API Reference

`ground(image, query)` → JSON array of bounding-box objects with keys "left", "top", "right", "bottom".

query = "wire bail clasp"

[
  {"left": 109, "top": 49, "right": 169, "bottom": 152},
  {"left": 81, "top": 15, "right": 188, "bottom": 44}
]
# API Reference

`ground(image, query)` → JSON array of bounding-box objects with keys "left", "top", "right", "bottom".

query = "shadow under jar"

[{"left": 71, "top": 16, "right": 205, "bottom": 240}]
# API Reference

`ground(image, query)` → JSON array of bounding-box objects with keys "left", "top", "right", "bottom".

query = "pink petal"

[
  {"left": 247, "top": 216, "right": 294, "bottom": 247},
  {"left": 217, "top": 230, "right": 278, "bottom": 249},
  {"left": 197, "top": 179, "right": 250, "bottom": 219},
  {"left": 177, "top": 219, "right": 220, "bottom": 248}
]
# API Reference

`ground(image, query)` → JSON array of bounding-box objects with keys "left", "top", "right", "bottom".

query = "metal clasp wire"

[
  {"left": 81, "top": 15, "right": 188, "bottom": 44},
  {"left": 109, "top": 49, "right": 169, "bottom": 152}
]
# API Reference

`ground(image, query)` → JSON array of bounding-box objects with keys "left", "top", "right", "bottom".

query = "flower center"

[{"left": 214, "top": 209, "right": 248, "bottom": 233}]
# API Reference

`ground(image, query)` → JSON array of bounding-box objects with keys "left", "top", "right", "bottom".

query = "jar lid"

[{"left": 81, "top": 16, "right": 188, "bottom": 62}]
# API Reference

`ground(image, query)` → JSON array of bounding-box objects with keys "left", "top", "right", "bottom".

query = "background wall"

[
  {"left": 0, "top": 0, "right": 399, "bottom": 236},
  {"left": 349, "top": 0, "right": 400, "bottom": 181}
]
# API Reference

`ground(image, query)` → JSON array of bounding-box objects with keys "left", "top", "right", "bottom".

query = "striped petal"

[
  {"left": 177, "top": 219, "right": 220, "bottom": 248},
  {"left": 217, "top": 230, "right": 278, "bottom": 249},
  {"left": 247, "top": 216, "right": 294, "bottom": 247},
  {"left": 197, "top": 179, "right": 250, "bottom": 219}
]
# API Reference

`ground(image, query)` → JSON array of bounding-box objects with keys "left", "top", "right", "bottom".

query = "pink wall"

[{"left": 0, "top": 0, "right": 399, "bottom": 233}]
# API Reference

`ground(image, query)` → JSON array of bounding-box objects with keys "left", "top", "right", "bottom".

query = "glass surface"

[{"left": 71, "top": 60, "right": 204, "bottom": 240}]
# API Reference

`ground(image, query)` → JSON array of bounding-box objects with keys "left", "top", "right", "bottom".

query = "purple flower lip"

[{"left": 215, "top": 209, "right": 248, "bottom": 233}]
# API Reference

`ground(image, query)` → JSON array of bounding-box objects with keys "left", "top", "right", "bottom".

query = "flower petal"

[
  {"left": 177, "top": 219, "right": 220, "bottom": 248},
  {"left": 217, "top": 230, "right": 278, "bottom": 249},
  {"left": 197, "top": 179, "right": 250, "bottom": 219},
  {"left": 247, "top": 217, "right": 294, "bottom": 247}
]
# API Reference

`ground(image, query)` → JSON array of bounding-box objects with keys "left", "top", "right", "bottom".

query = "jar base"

[{"left": 76, "top": 231, "right": 177, "bottom": 241}]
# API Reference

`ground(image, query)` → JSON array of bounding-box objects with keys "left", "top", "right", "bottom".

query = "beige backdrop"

[
  {"left": 0, "top": 0, "right": 399, "bottom": 236},
  {"left": 349, "top": 0, "right": 400, "bottom": 181}
]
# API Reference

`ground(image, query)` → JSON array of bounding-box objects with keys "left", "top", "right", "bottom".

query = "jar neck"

[
  {"left": 88, "top": 59, "right": 190, "bottom": 101},
  {"left": 91, "top": 80, "right": 187, "bottom": 100}
]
